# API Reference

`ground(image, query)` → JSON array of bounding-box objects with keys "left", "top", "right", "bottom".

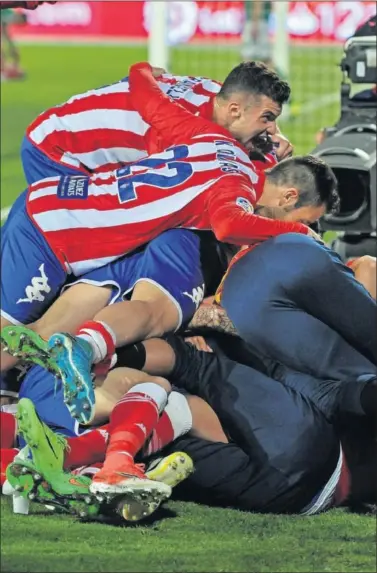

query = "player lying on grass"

[
  {"left": 1, "top": 358, "right": 229, "bottom": 521},
  {"left": 3, "top": 326, "right": 375, "bottom": 519},
  {"left": 1, "top": 153, "right": 337, "bottom": 422},
  {"left": 134, "top": 333, "right": 376, "bottom": 514}
]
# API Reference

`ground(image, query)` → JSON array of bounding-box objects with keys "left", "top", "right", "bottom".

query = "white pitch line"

[
  {"left": 280, "top": 92, "right": 339, "bottom": 121},
  {"left": 296, "top": 92, "right": 339, "bottom": 115}
]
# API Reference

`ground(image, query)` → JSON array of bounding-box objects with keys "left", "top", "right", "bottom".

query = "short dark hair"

[
  {"left": 266, "top": 155, "right": 340, "bottom": 215},
  {"left": 218, "top": 61, "right": 291, "bottom": 106}
]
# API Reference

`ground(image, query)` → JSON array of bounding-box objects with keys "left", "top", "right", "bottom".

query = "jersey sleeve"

[
  {"left": 129, "top": 62, "right": 229, "bottom": 146},
  {"left": 206, "top": 176, "right": 309, "bottom": 245}
]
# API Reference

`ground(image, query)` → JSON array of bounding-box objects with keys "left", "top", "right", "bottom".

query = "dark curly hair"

[
  {"left": 218, "top": 61, "right": 291, "bottom": 106},
  {"left": 266, "top": 155, "right": 341, "bottom": 215}
]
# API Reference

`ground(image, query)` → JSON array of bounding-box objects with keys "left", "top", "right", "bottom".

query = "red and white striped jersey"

[
  {"left": 27, "top": 136, "right": 262, "bottom": 276},
  {"left": 26, "top": 74, "right": 221, "bottom": 174},
  {"left": 26, "top": 63, "right": 308, "bottom": 278}
]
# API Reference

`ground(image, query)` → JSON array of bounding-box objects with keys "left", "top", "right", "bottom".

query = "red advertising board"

[{"left": 11, "top": 1, "right": 377, "bottom": 45}]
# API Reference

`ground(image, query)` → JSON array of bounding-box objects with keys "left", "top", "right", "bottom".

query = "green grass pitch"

[
  {"left": 1, "top": 497, "right": 376, "bottom": 572},
  {"left": 1, "top": 44, "right": 374, "bottom": 572}
]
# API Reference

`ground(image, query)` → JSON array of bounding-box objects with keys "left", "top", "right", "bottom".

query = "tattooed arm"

[{"left": 187, "top": 304, "right": 238, "bottom": 336}]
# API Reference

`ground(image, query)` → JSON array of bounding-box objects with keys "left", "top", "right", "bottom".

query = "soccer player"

[
  {"left": 20, "top": 60, "right": 289, "bottom": 187},
  {"left": 3, "top": 58, "right": 292, "bottom": 227},
  {"left": 155, "top": 334, "right": 376, "bottom": 513},
  {"left": 1, "top": 354, "right": 226, "bottom": 520},
  {"left": 152, "top": 335, "right": 376, "bottom": 514},
  {"left": 1, "top": 159, "right": 339, "bottom": 410}
]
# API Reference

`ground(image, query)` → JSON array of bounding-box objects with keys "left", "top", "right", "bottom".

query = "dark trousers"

[
  {"left": 164, "top": 337, "right": 340, "bottom": 514},
  {"left": 203, "top": 334, "right": 374, "bottom": 422},
  {"left": 222, "top": 234, "right": 377, "bottom": 379}
]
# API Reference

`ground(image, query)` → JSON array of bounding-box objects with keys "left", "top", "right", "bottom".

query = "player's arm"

[
  {"left": 207, "top": 177, "right": 309, "bottom": 245},
  {"left": 187, "top": 304, "right": 238, "bottom": 336},
  {"left": 128, "top": 62, "right": 228, "bottom": 146}
]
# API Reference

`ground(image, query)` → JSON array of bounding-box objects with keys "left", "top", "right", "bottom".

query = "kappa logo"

[
  {"left": 15, "top": 363, "right": 31, "bottom": 382},
  {"left": 17, "top": 264, "right": 51, "bottom": 304},
  {"left": 183, "top": 283, "right": 205, "bottom": 310}
]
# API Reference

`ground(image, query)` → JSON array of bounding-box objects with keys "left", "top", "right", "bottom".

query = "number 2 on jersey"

[{"left": 116, "top": 145, "right": 193, "bottom": 204}]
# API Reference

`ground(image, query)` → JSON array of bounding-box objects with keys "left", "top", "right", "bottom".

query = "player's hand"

[
  {"left": 151, "top": 66, "right": 166, "bottom": 78},
  {"left": 184, "top": 336, "right": 213, "bottom": 353},
  {"left": 270, "top": 132, "right": 294, "bottom": 161}
]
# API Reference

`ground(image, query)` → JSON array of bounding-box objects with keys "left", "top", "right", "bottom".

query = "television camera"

[{"left": 312, "top": 15, "right": 377, "bottom": 260}]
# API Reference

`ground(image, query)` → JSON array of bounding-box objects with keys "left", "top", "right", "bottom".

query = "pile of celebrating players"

[{"left": 0, "top": 28, "right": 376, "bottom": 523}]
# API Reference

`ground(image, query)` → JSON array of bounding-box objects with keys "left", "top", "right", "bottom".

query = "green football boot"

[
  {"left": 12, "top": 398, "right": 99, "bottom": 518},
  {"left": 1, "top": 326, "right": 61, "bottom": 376}
]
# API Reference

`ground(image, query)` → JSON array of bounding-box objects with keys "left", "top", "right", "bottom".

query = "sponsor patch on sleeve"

[
  {"left": 236, "top": 197, "right": 254, "bottom": 213},
  {"left": 57, "top": 176, "right": 89, "bottom": 200}
]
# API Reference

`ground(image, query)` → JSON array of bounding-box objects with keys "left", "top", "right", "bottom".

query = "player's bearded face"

[{"left": 226, "top": 95, "right": 281, "bottom": 145}]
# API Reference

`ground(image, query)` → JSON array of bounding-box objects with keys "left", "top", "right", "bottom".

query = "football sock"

[
  {"left": 64, "top": 426, "right": 109, "bottom": 470},
  {"left": 76, "top": 321, "right": 116, "bottom": 364},
  {"left": 0, "top": 411, "right": 17, "bottom": 449},
  {"left": 142, "top": 391, "right": 192, "bottom": 456},
  {"left": 103, "top": 383, "right": 168, "bottom": 470}
]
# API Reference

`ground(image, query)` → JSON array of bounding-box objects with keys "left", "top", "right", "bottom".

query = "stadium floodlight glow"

[{"left": 311, "top": 15, "right": 377, "bottom": 259}]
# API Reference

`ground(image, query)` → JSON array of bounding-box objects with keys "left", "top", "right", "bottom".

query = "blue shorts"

[
  {"left": 1, "top": 205, "right": 66, "bottom": 325},
  {"left": 2, "top": 138, "right": 86, "bottom": 234},
  {"left": 19, "top": 366, "right": 84, "bottom": 439},
  {"left": 21, "top": 136, "right": 85, "bottom": 186},
  {"left": 64, "top": 229, "right": 205, "bottom": 328}
]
